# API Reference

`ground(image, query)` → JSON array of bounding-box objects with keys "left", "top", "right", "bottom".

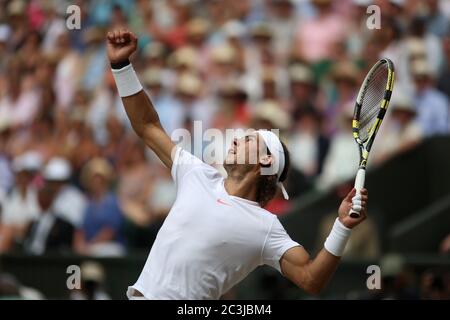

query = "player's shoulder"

[
  {"left": 176, "top": 147, "right": 222, "bottom": 179},
  {"left": 250, "top": 205, "right": 279, "bottom": 224}
]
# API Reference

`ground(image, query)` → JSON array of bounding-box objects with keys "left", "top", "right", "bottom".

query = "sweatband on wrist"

[
  {"left": 111, "top": 59, "right": 130, "bottom": 70},
  {"left": 111, "top": 63, "right": 143, "bottom": 97},
  {"left": 324, "top": 218, "right": 351, "bottom": 257}
]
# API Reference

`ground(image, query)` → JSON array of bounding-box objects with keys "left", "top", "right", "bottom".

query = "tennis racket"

[{"left": 349, "top": 58, "right": 395, "bottom": 218}]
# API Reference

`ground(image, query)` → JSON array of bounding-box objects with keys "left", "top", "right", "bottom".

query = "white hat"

[
  {"left": 389, "top": 0, "right": 405, "bottom": 7},
  {"left": 352, "top": 0, "right": 371, "bottom": 6},
  {"left": 12, "top": 152, "right": 43, "bottom": 172},
  {"left": 254, "top": 100, "right": 291, "bottom": 130},
  {"left": 289, "top": 64, "right": 314, "bottom": 84},
  {"left": 43, "top": 157, "right": 72, "bottom": 181},
  {"left": 391, "top": 90, "right": 416, "bottom": 113},
  {"left": 223, "top": 20, "right": 246, "bottom": 39},
  {"left": 411, "top": 59, "right": 434, "bottom": 78}
]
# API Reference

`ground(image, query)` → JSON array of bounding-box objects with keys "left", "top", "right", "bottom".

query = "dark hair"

[{"left": 256, "top": 141, "right": 290, "bottom": 207}]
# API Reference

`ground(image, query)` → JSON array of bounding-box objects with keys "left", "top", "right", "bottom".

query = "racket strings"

[{"left": 358, "top": 64, "right": 388, "bottom": 142}]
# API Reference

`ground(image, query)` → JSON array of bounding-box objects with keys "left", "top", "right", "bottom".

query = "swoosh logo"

[{"left": 217, "top": 199, "right": 231, "bottom": 206}]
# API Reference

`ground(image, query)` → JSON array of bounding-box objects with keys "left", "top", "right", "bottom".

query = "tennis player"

[{"left": 107, "top": 29, "right": 368, "bottom": 300}]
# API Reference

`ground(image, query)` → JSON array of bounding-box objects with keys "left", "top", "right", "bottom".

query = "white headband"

[{"left": 257, "top": 130, "right": 289, "bottom": 200}]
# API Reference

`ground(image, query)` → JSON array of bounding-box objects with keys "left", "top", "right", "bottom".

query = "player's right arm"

[
  {"left": 280, "top": 188, "right": 368, "bottom": 295},
  {"left": 106, "top": 29, "right": 175, "bottom": 169}
]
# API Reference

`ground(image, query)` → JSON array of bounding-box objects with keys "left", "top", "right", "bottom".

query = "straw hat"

[
  {"left": 176, "top": 73, "right": 202, "bottom": 96},
  {"left": 80, "top": 157, "right": 114, "bottom": 188},
  {"left": 211, "top": 44, "right": 236, "bottom": 64},
  {"left": 289, "top": 64, "right": 315, "bottom": 85},
  {"left": 168, "top": 47, "right": 198, "bottom": 69},
  {"left": 254, "top": 100, "right": 291, "bottom": 130}
]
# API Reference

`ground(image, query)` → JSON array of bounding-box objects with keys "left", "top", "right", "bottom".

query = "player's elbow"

[
  {"left": 133, "top": 122, "right": 161, "bottom": 141},
  {"left": 293, "top": 272, "right": 325, "bottom": 296},
  {"left": 300, "top": 280, "right": 323, "bottom": 296}
]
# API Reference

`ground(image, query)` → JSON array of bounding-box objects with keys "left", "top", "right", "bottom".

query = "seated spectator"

[
  {"left": 0, "top": 152, "right": 42, "bottom": 252},
  {"left": 73, "top": 158, "right": 125, "bottom": 257},
  {"left": 412, "top": 59, "right": 449, "bottom": 137},
  {"left": 315, "top": 103, "right": 359, "bottom": 190},
  {"left": 371, "top": 90, "right": 423, "bottom": 165},
  {"left": 23, "top": 184, "right": 75, "bottom": 255},
  {"left": 42, "top": 157, "right": 87, "bottom": 228},
  {"left": 294, "top": 0, "right": 347, "bottom": 63},
  {"left": 420, "top": 268, "right": 450, "bottom": 300},
  {"left": 289, "top": 106, "right": 329, "bottom": 180}
]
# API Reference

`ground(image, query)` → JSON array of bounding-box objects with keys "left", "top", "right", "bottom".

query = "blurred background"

[{"left": 0, "top": 0, "right": 449, "bottom": 300}]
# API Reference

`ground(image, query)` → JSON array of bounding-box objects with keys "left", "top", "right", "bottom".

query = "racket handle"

[{"left": 349, "top": 168, "right": 366, "bottom": 218}]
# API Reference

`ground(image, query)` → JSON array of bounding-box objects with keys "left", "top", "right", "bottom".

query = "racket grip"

[{"left": 349, "top": 168, "right": 366, "bottom": 218}]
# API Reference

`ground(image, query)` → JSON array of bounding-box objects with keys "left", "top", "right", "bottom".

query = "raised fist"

[{"left": 106, "top": 29, "right": 138, "bottom": 64}]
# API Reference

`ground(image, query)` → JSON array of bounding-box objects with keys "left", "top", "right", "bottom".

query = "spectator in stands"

[
  {"left": 316, "top": 103, "right": 359, "bottom": 191},
  {"left": 23, "top": 185, "right": 75, "bottom": 256},
  {"left": 412, "top": 59, "right": 449, "bottom": 137},
  {"left": 264, "top": 0, "right": 299, "bottom": 63},
  {"left": 0, "top": 152, "right": 42, "bottom": 252},
  {"left": 73, "top": 158, "right": 125, "bottom": 257},
  {"left": 324, "top": 61, "right": 360, "bottom": 136},
  {"left": 42, "top": 157, "right": 87, "bottom": 228},
  {"left": 288, "top": 64, "right": 317, "bottom": 116},
  {"left": 425, "top": 0, "right": 449, "bottom": 38},
  {"left": 142, "top": 68, "right": 184, "bottom": 136},
  {"left": 420, "top": 268, "right": 450, "bottom": 300},
  {"left": 0, "top": 72, "right": 41, "bottom": 129},
  {"left": 172, "top": 72, "right": 216, "bottom": 130},
  {"left": 289, "top": 107, "right": 329, "bottom": 180},
  {"left": 371, "top": 90, "right": 423, "bottom": 166},
  {"left": 294, "top": 0, "right": 347, "bottom": 63}
]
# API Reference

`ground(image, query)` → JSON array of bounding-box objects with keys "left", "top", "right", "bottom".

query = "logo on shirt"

[{"left": 216, "top": 199, "right": 231, "bottom": 206}]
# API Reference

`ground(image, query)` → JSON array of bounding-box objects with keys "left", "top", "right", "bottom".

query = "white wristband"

[
  {"left": 324, "top": 218, "right": 351, "bottom": 257},
  {"left": 111, "top": 63, "right": 143, "bottom": 97}
]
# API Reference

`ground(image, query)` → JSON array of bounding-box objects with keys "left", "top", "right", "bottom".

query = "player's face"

[{"left": 225, "top": 132, "right": 262, "bottom": 166}]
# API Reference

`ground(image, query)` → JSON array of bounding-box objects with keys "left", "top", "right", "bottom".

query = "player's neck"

[{"left": 224, "top": 172, "right": 258, "bottom": 204}]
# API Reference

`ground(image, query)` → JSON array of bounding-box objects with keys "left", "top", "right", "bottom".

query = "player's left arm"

[{"left": 280, "top": 188, "right": 368, "bottom": 295}]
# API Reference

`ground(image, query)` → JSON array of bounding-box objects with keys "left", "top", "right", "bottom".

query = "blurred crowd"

[{"left": 0, "top": 0, "right": 449, "bottom": 258}]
